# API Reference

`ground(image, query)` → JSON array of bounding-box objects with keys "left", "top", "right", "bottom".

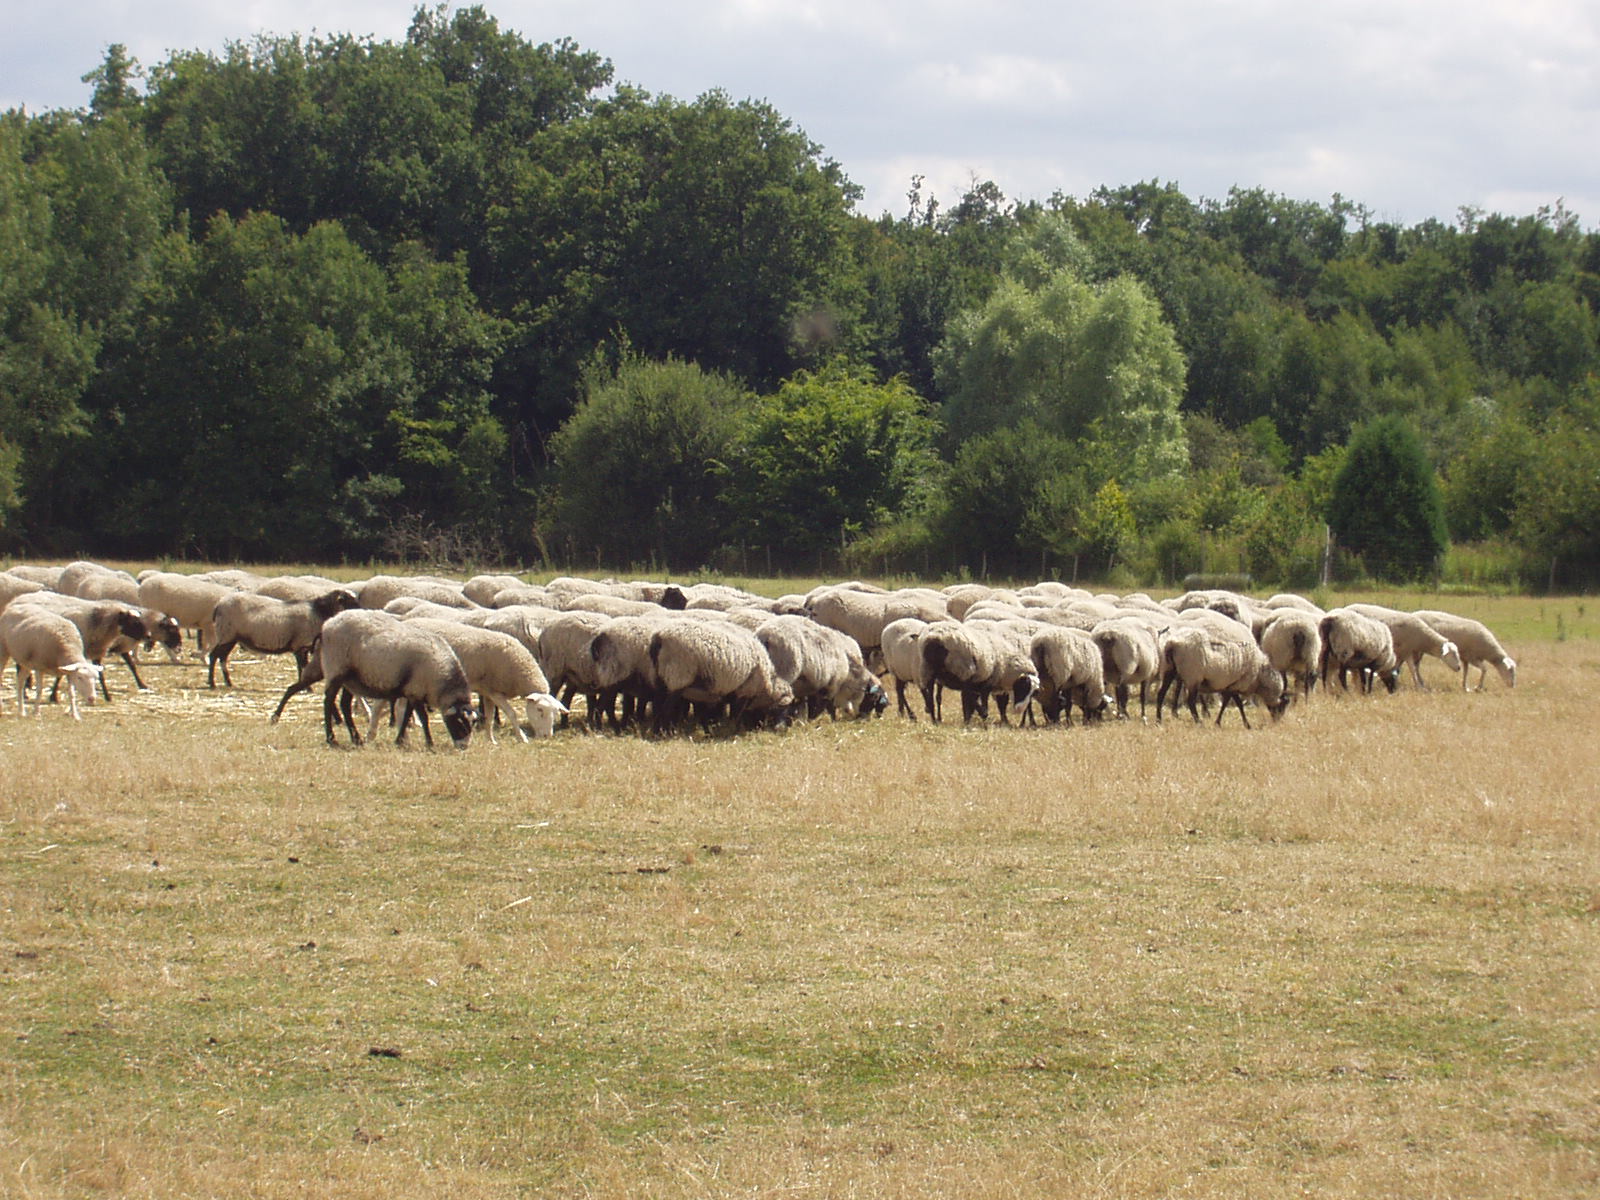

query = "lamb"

[
  {"left": 648, "top": 620, "right": 794, "bottom": 733},
  {"left": 1411, "top": 610, "right": 1517, "bottom": 690},
  {"left": 1157, "top": 626, "right": 1287, "bottom": 728},
  {"left": 138, "top": 572, "right": 233, "bottom": 652},
  {"left": 1346, "top": 603, "right": 1463, "bottom": 688},
  {"left": 404, "top": 618, "right": 566, "bottom": 741},
  {"left": 1090, "top": 616, "right": 1164, "bottom": 719},
  {"left": 1029, "top": 626, "right": 1110, "bottom": 725},
  {"left": 208, "top": 588, "right": 361, "bottom": 687},
  {"left": 1259, "top": 609, "right": 1322, "bottom": 702},
  {"left": 0, "top": 607, "right": 101, "bottom": 719},
  {"left": 317, "top": 609, "right": 477, "bottom": 748},
  {"left": 1318, "top": 608, "right": 1400, "bottom": 694}
]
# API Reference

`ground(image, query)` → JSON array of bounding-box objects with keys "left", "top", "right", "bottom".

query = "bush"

[{"left": 1327, "top": 417, "right": 1448, "bottom": 581}]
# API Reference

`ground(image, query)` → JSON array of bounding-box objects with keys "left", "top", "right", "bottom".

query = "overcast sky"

[{"left": 8, "top": 1, "right": 1599, "bottom": 229}]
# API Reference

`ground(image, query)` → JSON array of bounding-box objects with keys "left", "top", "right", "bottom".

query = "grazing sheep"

[
  {"left": 963, "top": 619, "right": 1043, "bottom": 724},
  {"left": 405, "top": 618, "right": 565, "bottom": 741},
  {"left": 1157, "top": 626, "right": 1287, "bottom": 728},
  {"left": 536, "top": 610, "right": 613, "bottom": 717},
  {"left": 4, "top": 564, "right": 64, "bottom": 589},
  {"left": 318, "top": 610, "right": 477, "bottom": 748},
  {"left": 913, "top": 621, "right": 1002, "bottom": 724},
  {"left": 754, "top": 615, "right": 882, "bottom": 720},
  {"left": 1264, "top": 593, "right": 1325, "bottom": 615},
  {"left": 649, "top": 620, "right": 794, "bottom": 733},
  {"left": 491, "top": 585, "right": 558, "bottom": 609},
  {"left": 10, "top": 593, "right": 151, "bottom": 700},
  {"left": 57, "top": 560, "right": 136, "bottom": 600},
  {"left": 1318, "top": 608, "right": 1400, "bottom": 694},
  {"left": 1347, "top": 603, "right": 1463, "bottom": 688},
  {"left": 208, "top": 588, "right": 361, "bottom": 687},
  {"left": 1090, "top": 617, "right": 1164, "bottom": 719},
  {"left": 1029, "top": 626, "right": 1110, "bottom": 725},
  {"left": 587, "top": 613, "right": 675, "bottom": 732},
  {"left": 558, "top": 592, "right": 662, "bottom": 618},
  {"left": 270, "top": 608, "right": 397, "bottom": 724},
  {"left": 138, "top": 572, "right": 232, "bottom": 652},
  {"left": 0, "top": 607, "right": 101, "bottom": 719},
  {"left": 1259, "top": 609, "right": 1322, "bottom": 701},
  {"left": 253, "top": 574, "right": 349, "bottom": 602},
  {"left": 880, "top": 616, "right": 931, "bottom": 719},
  {"left": 1411, "top": 610, "right": 1517, "bottom": 690}
]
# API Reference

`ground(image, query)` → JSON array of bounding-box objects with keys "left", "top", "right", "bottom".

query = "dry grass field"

[{"left": 2, "top": 587, "right": 1597, "bottom": 1198}]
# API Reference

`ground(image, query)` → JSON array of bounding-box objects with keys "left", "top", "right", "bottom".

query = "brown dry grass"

[{"left": 1, "top": 593, "right": 1598, "bottom": 1198}]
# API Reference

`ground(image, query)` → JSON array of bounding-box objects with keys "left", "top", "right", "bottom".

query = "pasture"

[{"left": 2, "top": 586, "right": 1597, "bottom": 1198}]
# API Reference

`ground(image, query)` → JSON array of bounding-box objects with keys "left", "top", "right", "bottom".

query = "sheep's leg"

[
  {"left": 119, "top": 650, "right": 149, "bottom": 691},
  {"left": 208, "top": 642, "right": 235, "bottom": 688},
  {"left": 342, "top": 690, "right": 366, "bottom": 745}
]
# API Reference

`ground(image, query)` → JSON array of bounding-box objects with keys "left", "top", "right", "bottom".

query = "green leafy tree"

[
  {"left": 1327, "top": 417, "right": 1448, "bottom": 580},
  {"left": 1511, "top": 402, "right": 1600, "bottom": 564},
  {"left": 936, "top": 265, "right": 1188, "bottom": 480},
  {"left": 723, "top": 364, "right": 940, "bottom": 564},
  {"left": 546, "top": 354, "right": 750, "bottom": 569}
]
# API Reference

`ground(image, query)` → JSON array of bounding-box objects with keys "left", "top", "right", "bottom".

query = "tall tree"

[{"left": 1327, "top": 416, "right": 1448, "bottom": 580}]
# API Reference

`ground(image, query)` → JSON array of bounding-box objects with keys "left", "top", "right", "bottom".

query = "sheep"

[
  {"left": 10, "top": 593, "right": 151, "bottom": 701},
  {"left": 913, "top": 621, "right": 1001, "bottom": 724},
  {"left": 356, "top": 575, "right": 477, "bottom": 611},
  {"left": 1, "top": 573, "right": 46, "bottom": 613},
  {"left": 880, "top": 616, "right": 930, "bottom": 719},
  {"left": 648, "top": 620, "right": 794, "bottom": 734},
  {"left": 962, "top": 619, "right": 1043, "bottom": 724},
  {"left": 137, "top": 572, "right": 232, "bottom": 652},
  {"left": 558, "top": 592, "right": 662, "bottom": 618},
  {"left": 57, "top": 560, "right": 136, "bottom": 599},
  {"left": 317, "top": 609, "right": 477, "bottom": 748},
  {"left": 208, "top": 588, "right": 361, "bottom": 687},
  {"left": 1157, "top": 626, "right": 1287, "bottom": 728},
  {"left": 1347, "top": 603, "right": 1464, "bottom": 689},
  {"left": 536, "top": 610, "right": 613, "bottom": 718},
  {"left": 270, "top": 608, "right": 397, "bottom": 724},
  {"left": 404, "top": 618, "right": 566, "bottom": 741},
  {"left": 1411, "top": 610, "right": 1517, "bottom": 690},
  {"left": 1029, "top": 626, "right": 1110, "bottom": 725},
  {"left": 462, "top": 574, "right": 528, "bottom": 606},
  {"left": 1259, "top": 609, "right": 1322, "bottom": 702},
  {"left": 806, "top": 586, "right": 892, "bottom": 659},
  {"left": 491, "top": 585, "right": 558, "bottom": 609},
  {"left": 586, "top": 613, "right": 675, "bottom": 732},
  {"left": 4, "top": 564, "right": 64, "bottom": 589},
  {"left": 0, "top": 607, "right": 101, "bottom": 719},
  {"left": 1264, "top": 593, "right": 1325, "bottom": 615},
  {"left": 252, "top": 574, "right": 349, "bottom": 602},
  {"left": 754, "top": 615, "right": 883, "bottom": 720},
  {"left": 69, "top": 570, "right": 142, "bottom": 606},
  {"left": 1318, "top": 608, "right": 1400, "bottom": 694},
  {"left": 1090, "top": 617, "right": 1165, "bottom": 720}
]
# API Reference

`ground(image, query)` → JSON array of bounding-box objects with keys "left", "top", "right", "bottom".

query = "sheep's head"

[
  {"left": 62, "top": 662, "right": 102, "bottom": 708},
  {"left": 1010, "top": 670, "right": 1039, "bottom": 709},
  {"left": 441, "top": 700, "right": 476, "bottom": 748},
  {"left": 1497, "top": 656, "right": 1518, "bottom": 688},
  {"left": 523, "top": 692, "right": 568, "bottom": 738},
  {"left": 1438, "top": 640, "right": 1463, "bottom": 673},
  {"left": 314, "top": 589, "right": 362, "bottom": 619}
]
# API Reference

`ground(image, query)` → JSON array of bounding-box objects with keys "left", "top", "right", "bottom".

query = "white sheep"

[
  {"left": 880, "top": 616, "right": 930, "bottom": 719},
  {"left": 4, "top": 564, "right": 65, "bottom": 589},
  {"left": 0, "top": 607, "right": 101, "bottom": 719},
  {"left": 208, "top": 588, "right": 361, "bottom": 687},
  {"left": 1411, "top": 609, "right": 1517, "bottom": 690},
  {"left": 405, "top": 618, "right": 566, "bottom": 741},
  {"left": 1157, "top": 626, "right": 1287, "bottom": 727},
  {"left": 1090, "top": 616, "right": 1164, "bottom": 719},
  {"left": 462, "top": 573, "right": 528, "bottom": 606},
  {"left": 1347, "top": 603, "right": 1463, "bottom": 689},
  {"left": 318, "top": 610, "right": 477, "bottom": 748},
  {"left": 10, "top": 593, "right": 151, "bottom": 701},
  {"left": 648, "top": 620, "right": 794, "bottom": 733},
  {"left": 137, "top": 571, "right": 232, "bottom": 653},
  {"left": 536, "top": 610, "right": 614, "bottom": 719},
  {"left": 1318, "top": 608, "right": 1400, "bottom": 694},
  {"left": 754, "top": 615, "right": 883, "bottom": 720},
  {"left": 1029, "top": 626, "right": 1110, "bottom": 725},
  {"left": 962, "top": 618, "right": 1043, "bottom": 724},
  {"left": 1259, "top": 609, "right": 1322, "bottom": 701},
  {"left": 586, "top": 613, "right": 674, "bottom": 732},
  {"left": 356, "top": 575, "right": 477, "bottom": 610},
  {"left": 913, "top": 620, "right": 996, "bottom": 724}
]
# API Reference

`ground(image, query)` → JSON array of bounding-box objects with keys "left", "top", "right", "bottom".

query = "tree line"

[{"left": 3, "top": 4, "right": 1598, "bottom": 587}]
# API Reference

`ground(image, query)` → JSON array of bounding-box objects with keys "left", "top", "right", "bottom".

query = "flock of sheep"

[{"left": 0, "top": 560, "right": 1518, "bottom": 745}]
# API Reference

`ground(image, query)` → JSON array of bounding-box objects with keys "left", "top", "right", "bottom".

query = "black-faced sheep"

[
  {"left": 648, "top": 620, "right": 794, "bottom": 733},
  {"left": 208, "top": 588, "right": 360, "bottom": 687},
  {"left": 1157, "top": 626, "right": 1287, "bottom": 728},
  {"left": 1318, "top": 608, "right": 1400, "bottom": 694},
  {"left": 1029, "top": 626, "right": 1109, "bottom": 725},
  {"left": 318, "top": 610, "right": 477, "bottom": 748},
  {"left": 1259, "top": 609, "right": 1322, "bottom": 702}
]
